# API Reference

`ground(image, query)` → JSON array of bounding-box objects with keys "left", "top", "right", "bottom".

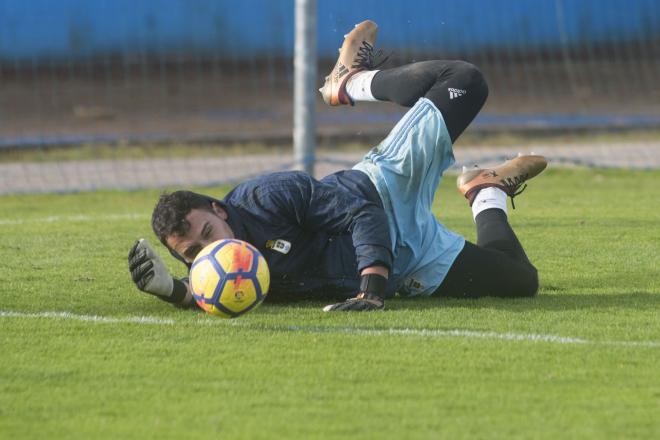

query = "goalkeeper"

[{"left": 128, "top": 20, "right": 547, "bottom": 311}]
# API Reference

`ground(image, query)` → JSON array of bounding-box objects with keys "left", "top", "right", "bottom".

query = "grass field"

[{"left": 1, "top": 167, "right": 659, "bottom": 439}]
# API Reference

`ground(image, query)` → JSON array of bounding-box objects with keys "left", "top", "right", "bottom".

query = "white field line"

[
  {"left": 2, "top": 310, "right": 659, "bottom": 348},
  {"left": 0, "top": 310, "right": 174, "bottom": 325},
  {"left": 0, "top": 213, "right": 148, "bottom": 225}
]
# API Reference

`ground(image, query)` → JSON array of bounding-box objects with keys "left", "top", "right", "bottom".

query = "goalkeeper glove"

[
  {"left": 323, "top": 274, "right": 386, "bottom": 312},
  {"left": 128, "top": 238, "right": 189, "bottom": 304}
]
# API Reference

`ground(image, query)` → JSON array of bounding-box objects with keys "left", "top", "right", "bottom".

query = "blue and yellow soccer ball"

[{"left": 190, "top": 239, "right": 270, "bottom": 318}]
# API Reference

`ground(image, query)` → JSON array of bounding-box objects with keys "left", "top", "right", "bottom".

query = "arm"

[
  {"left": 258, "top": 172, "right": 393, "bottom": 274},
  {"left": 254, "top": 172, "right": 392, "bottom": 309}
]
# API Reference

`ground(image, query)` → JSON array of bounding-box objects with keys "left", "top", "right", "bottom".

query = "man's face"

[{"left": 166, "top": 202, "right": 235, "bottom": 263}]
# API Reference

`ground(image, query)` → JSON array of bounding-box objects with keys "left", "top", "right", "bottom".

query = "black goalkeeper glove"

[
  {"left": 323, "top": 292, "right": 384, "bottom": 312},
  {"left": 323, "top": 274, "right": 386, "bottom": 312},
  {"left": 128, "top": 238, "right": 189, "bottom": 304}
]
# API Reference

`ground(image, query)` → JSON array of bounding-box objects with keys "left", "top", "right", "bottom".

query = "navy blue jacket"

[{"left": 192, "top": 170, "right": 394, "bottom": 299}]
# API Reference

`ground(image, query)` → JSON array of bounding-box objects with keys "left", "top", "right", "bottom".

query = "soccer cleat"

[
  {"left": 318, "top": 20, "right": 386, "bottom": 106},
  {"left": 457, "top": 154, "right": 548, "bottom": 208}
]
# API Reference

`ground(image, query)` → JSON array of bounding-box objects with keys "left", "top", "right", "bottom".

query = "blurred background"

[{"left": 1, "top": 0, "right": 659, "bottom": 193}]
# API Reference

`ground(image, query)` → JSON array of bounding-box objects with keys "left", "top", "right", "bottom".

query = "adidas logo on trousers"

[{"left": 449, "top": 88, "right": 466, "bottom": 99}]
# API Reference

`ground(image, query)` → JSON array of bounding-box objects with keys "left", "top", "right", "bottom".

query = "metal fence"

[{"left": 1, "top": 0, "right": 659, "bottom": 193}]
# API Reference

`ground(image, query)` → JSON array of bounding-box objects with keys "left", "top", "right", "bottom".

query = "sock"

[
  {"left": 471, "top": 187, "right": 507, "bottom": 221},
  {"left": 345, "top": 70, "right": 380, "bottom": 102}
]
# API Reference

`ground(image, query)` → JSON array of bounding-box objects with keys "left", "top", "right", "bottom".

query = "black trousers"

[{"left": 371, "top": 60, "right": 538, "bottom": 298}]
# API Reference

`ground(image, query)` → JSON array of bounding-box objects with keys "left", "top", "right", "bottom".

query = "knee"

[{"left": 451, "top": 61, "right": 489, "bottom": 105}]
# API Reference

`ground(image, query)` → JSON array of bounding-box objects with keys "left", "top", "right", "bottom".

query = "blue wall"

[{"left": 1, "top": 0, "right": 659, "bottom": 61}]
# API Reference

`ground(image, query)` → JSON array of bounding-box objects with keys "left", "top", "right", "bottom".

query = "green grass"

[{"left": 1, "top": 168, "right": 659, "bottom": 439}]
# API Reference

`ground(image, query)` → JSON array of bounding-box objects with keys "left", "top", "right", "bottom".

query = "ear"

[{"left": 211, "top": 202, "right": 228, "bottom": 220}]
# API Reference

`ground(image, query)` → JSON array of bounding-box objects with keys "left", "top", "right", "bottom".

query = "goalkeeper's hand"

[
  {"left": 128, "top": 238, "right": 189, "bottom": 304},
  {"left": 323, "top": 273, "right": 387, "bottom": 312},
  {"left": 323, "top": 292, "right": 384, "bottom": 312}
]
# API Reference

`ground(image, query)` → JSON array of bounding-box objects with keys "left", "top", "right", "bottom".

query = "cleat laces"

[
  {"left": 501, "top": 174, "right": 529, "bottom": 209},
  {"left": 352, "top": 41, "right": 390, "bottom": 70}
]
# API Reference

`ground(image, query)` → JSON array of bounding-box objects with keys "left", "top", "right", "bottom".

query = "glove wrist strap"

[
  {"left": 359, "top": 273, "right": 387, "bottom": 296},
  {"left": 158, "top": 278, "right": 188, "bottom": 304}
]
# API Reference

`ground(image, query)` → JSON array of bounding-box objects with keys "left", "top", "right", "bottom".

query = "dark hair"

[{"left": 151, "top": 191, "right": 214, "bottom": 247}]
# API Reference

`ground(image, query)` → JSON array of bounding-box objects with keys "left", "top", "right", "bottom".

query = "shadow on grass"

[{"left": 263, "top": 291, "right": 660, "bottom": 313}]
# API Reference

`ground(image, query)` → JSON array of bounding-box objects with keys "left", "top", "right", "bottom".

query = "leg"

[
  {"left": 436, "top": 152, "right": 547, "bottom": 298},
  {"left": 434, "top": 208, "right": 539, "bottom": 298},
  {"left": 318, "top": 21, "right": 487, "bottom": 142},
  {"left": 438, "top": 148, "right": 547, "bottom": 298},
  {"left": 370, "top": 60, "right": 489, "bottom": 142}
]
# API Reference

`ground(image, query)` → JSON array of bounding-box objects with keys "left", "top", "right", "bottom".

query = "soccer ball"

[{"left": 190, "top": 239, "right": 270, "bottom": 318}]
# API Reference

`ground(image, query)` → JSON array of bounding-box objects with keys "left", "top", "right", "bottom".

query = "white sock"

[
  {"left": 345, "top": 70, "right": 380, "bottom": 102},
  {"left": 471, "top": 187, "right": 508, "bottom": 221}
]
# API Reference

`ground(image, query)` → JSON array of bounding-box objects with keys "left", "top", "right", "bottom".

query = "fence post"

[{"left": 293, "top": 0, "right": 317, "bottom": 175}]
